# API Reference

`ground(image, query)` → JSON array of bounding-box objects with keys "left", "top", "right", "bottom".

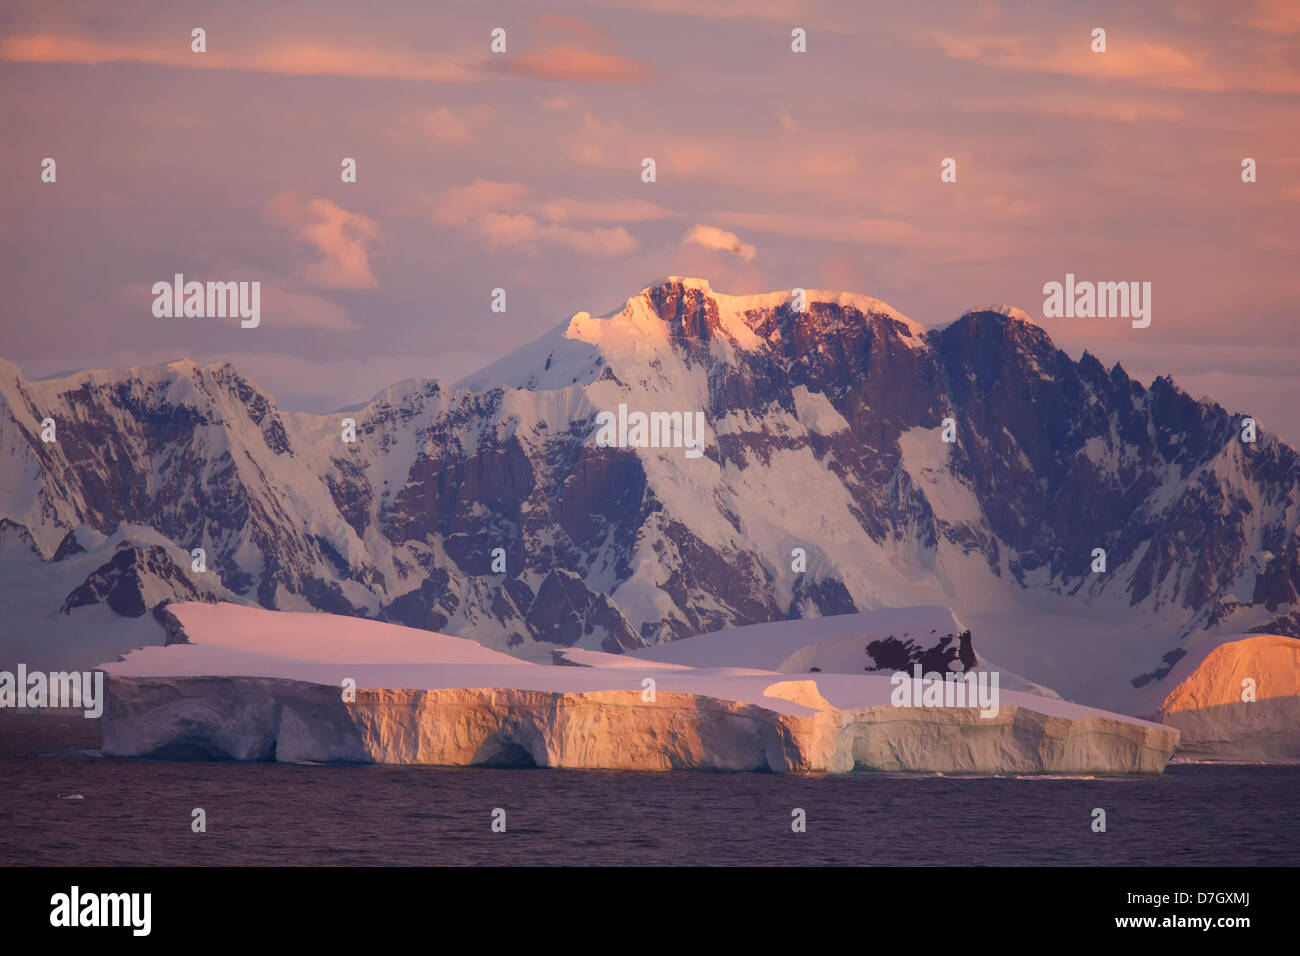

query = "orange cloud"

[
  {"left": 299, "top": 200, "right": 380, "bottom": 290},
  {"left": 929, "top": 30, "right": 1300, "bottom": 94},
  {"left": 1, "top": 33, "right": 472, "bottom": 82},
  {"left": 500, "top": 46, "right": 656, "bottom": 82},
  {"left": 534, "top": 14, "right": 610, "bottom": 46}
]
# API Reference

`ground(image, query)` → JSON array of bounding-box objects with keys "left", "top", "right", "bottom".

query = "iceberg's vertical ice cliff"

[{"left": 98, "top": 602, "right": 1178, "bottom": 774}]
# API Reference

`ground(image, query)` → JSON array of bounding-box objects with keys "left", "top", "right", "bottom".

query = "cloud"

[
  {"left": 493, "top": 15, "right": 656, "bottom": 82},
  {"left": 477, "top": 212, "right": 544, "bottom": 247},
  {"left": 927, "top": 30, "right": 1300, "bottom": 94},
  {"left": 476, "top": 213, "right": 637, "bottom": 258},
  {"left": 500, "top": 47, "right": 656, "bottom": 82},
  {"left": 562, "top": 109, "right": 847, "bottom": 187},
  {"left": 539, "top": 197, "right": 672, "bottom": 222},
  {"left": 300, "top": 200, "right": 381, "bottom": 290},
  {"left": 683, "top": 224, "right": 757, "bottom": 261},
  {"left": 258, "top": 285, "right": 361, "bottom": 331},
  {"left": 534, "top": 15, "right": 610, "bottom": 45},
  {"left": 563, "top": 112, "right": 733, "bottom": 178},
  {"left": 1247, "top": 0, "right": 1300, "bottom": 33},
  {"left": 432, "top": 181, "right": 650, "bottom": 258},
  {"left": 562, "top": 113, "right": 632, "bottom": 167},
  {"left": 556, "top": 225, "right": 638, "bottom": 258},
  {"left": 271, "top": 194, "right": 381, "bottom": 290},
  {"left": 432, "top": 180, "right": 532, "bottom": 226},
  {"left": 1177, "top": 0, "right": 1300, "bottom": 35},
  {"left": 419, "top": 105, "right": 493, "bottom": 145},
  {"left": 957, "top": 91, "right": 1189, "bottom": 124},
  {"left": 0, "top": 34, "right": 474, "bottom": 82},
  {"left": 709, "top": 211, "right": 920, "bottom": 245},
  {"left": 582, "top": 0, "right": 809, "bottom": 19}
]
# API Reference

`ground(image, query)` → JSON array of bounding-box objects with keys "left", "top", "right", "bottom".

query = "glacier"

[{"left": 98, "top": 602, "right": 1178, "bottom": 774}]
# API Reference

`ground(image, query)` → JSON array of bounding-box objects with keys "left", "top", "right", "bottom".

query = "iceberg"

[
  {"left": 1159, "top": 634, "right": 1300, "bottom": 763},
  {"left": 98, "top": 602, "right": 1178, "bottom": 774}
]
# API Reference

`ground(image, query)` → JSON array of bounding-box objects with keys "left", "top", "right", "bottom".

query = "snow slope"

[{"left": 622, "top": 604, "right": 1060, "bottom": 697}]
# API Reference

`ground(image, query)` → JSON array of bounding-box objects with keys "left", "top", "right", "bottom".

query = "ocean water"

[{"left": 1, "top": 716, "right": 1295, "bottom": 866}]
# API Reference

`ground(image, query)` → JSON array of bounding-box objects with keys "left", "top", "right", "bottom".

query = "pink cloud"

[
  {"left": 683, "top": 224, "right": 757, "bottom": 261},
  {"left": 0, "top": 33, "right": 474, "bottom": 82},
  {"left": 475, "top": 213, "right": 637, "bottom": 258},
  {"left": 501, "top": 46, "right": 656, "bottom": 82},
  {"left": 539, "top": 197, "right": 671, "bottom": 222},
  {"left": 258, "top": 285, "right": 361, "bottom": 331},
  {"left": 299, "top": 200, "right": 380, "bottom": 290},
  {"left": 432, "top": 181, "right": 652, "bottom": 258},
  {"left": 270, "top": 194, "right": 381, "bottom": 290},
  {"left": 432, "top": 181, "right": 532, "bottom": 226},
  {"left": 419, "top": 105, "right": 494, "bottom": 145},
  {"left": 711, "top": 211, "right": 920, "bottom": 245},
  {"left": 928, "top": 29, "right": 1300, "bottom": 94},
  {"left": 495, "top": 14, "right": 656, "bottom": 82}
]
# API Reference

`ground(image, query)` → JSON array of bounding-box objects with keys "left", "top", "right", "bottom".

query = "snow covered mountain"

[{"left": 2, "top": 277, "right": 1297, "bottom": 711}]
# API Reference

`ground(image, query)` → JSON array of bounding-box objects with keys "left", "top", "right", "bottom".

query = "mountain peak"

[
  {"left": 654, "top": 276, "right": 714, "bottom": 294},
  {"left": 960, "top": 303, "right": 1038, "bottom": 326},
  {"left": 635, "top": 277, "right": 926, "bottom": 342},
  {"left": 460, "top": 278, "right": 938, "bottom": 391}
]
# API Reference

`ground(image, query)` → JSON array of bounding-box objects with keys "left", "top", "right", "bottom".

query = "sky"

[{"left": 1, "top": 0, "right": 1298, "bottom": 442}]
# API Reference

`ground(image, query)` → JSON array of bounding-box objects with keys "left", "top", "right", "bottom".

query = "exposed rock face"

[
  {"left": 2, "top": 277, "right": 1298, "bottom": 709},
  {"left": 1159, "top": 634, "right": 1300, "bottom": 762},
  {"left": 100, "top": 676, "right": 1176, "bottom": 774},
  {"left": 61, "top": 544, "right": 207, "bottom": 618}
]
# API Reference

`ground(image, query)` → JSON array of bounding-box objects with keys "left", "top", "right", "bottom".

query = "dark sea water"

[{"left": 2, "top": 714, "right": 1296, "bottom": 866}]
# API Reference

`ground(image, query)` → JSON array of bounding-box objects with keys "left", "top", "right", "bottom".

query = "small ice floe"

[{"left": 58, "top": 794, "right": 85, "bottom": 801}]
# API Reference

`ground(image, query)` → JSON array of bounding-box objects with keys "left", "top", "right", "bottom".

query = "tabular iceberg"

[{"left": 98, "top": 602, "right": 1178, "bottom": 774}]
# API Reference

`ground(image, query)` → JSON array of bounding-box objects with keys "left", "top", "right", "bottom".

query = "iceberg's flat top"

[
  {"left": 99, "top": 602, "right": 1165, "bottom": 727},
  {"left": 143, "top": 602, "right": 522, "bottom": 666}
]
